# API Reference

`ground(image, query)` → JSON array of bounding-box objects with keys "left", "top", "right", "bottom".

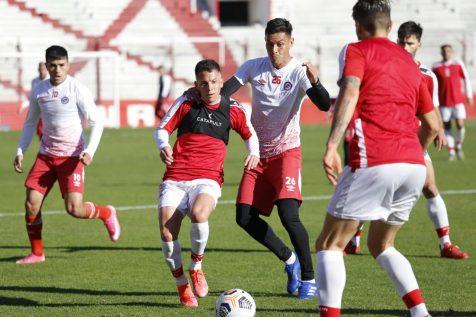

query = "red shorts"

[
  {"left": 25, "top": 154, "right": 84, "bottom": 196},
  {"left": 237, "top": 147, "right": 302, "bottom": 216}
]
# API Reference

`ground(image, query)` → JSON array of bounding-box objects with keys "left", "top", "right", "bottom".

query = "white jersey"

[
  {"left": 17, "top": 75, "right": 103, "bottom": 158},
  {"left": 234, "top": 57, "right": 312, "bottom": 158}
]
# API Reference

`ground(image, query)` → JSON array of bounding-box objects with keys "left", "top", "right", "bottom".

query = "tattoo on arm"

[{"left": 328, "top": 76, "right": 361, "bottom": 145}]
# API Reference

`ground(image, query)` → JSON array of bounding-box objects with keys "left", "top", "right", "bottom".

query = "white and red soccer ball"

[{"left": 215, "top": 289, "right": 256, "bottom": 317}]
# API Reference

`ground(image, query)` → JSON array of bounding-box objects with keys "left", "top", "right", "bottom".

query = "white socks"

[
  {"left": 317, "top": 250, "right": 346, "bottom": 310},
  {"left": 161, "top": 240, "right": 187, "bottom": 285},
  {"left": 285, "top": 252, "right": 296, "bottom": 265},
  {"left": 456, "top": 127, "right": 465, "bottom": 146},
  {"left": 376, "top": 247, "right": 428, "bottom": 317},
  {"left": 189, "top": 221, "right": 209, "bottom": 270},
  {"left": 426, "top": 195, "right": 451, "bottom": 247}
]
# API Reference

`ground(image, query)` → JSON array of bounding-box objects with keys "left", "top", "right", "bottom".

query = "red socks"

[
  {"left": 83, "top": 202, "right": 111, "bottom": 221},
  {"left": 25, "top": 213, "right": 43, "bottom": 256}
]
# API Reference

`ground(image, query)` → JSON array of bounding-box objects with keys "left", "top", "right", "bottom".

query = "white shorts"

[
  {"left": 327, "top": 163, "right": 426, "bottom": 225},
  {"left": 440, "top": 104, "right": 466, "bottom": 121},
  {"left": 158, "top": 179, "right": 222, "bottom": 215}
]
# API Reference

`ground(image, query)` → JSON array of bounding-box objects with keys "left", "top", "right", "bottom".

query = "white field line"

[{"left": 1, "top": 189, "right": 475, "bottom": 218}]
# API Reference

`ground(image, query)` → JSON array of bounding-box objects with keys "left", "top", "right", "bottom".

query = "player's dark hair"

[
  {"left": 398, "top": 21, "right": 423, "bottom": 42},
  {"left": 352, "top": 0, "right": 391, "bottom": 34},
  {"left": 265, "top": 18, "right": 292, "bottom": 36},
  {"left": 441, "top": 44, "right": 452, "bottom": 50},
  {"left": 195, "top": 59, "right": 221, "bottom": 76},
  {"left": 45, "top": 45, "right": 68, "bottom": 62}
]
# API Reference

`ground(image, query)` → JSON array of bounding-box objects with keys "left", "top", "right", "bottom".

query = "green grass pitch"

[{"left": 0, "top": 123, "right": 475, "bottom": 316}]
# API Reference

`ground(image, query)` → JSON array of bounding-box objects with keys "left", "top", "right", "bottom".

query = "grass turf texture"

[{"left": 0, "top": 123, "right": 475, "bottom": 317}]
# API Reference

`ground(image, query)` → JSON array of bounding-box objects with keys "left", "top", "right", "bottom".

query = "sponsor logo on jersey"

[
  {"left": 61, "top": 96, "right": 69, "bottom": 104},
  {"left": 257, "top": 79, "right": 266, "bottom": 86},
  {"left": 283, "top": 81, "right": 293, "bottom": 91},
  {"left": 197, "top": 113, "right": 222, "bottom": 126}
]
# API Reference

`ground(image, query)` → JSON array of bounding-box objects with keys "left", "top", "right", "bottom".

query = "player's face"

[
  {"left": 442, "top": 46, "right": 453, "bottom": 61},
  {"left": 398, "top": 35, "right": 421, "bottom": 58},
  {"left": 46, "top": 58, "right": 70, "bottom": 86},
  {"left": 265, "top": 32, "right": 293, "bottom": 69},
  {"left": 195, "top": 69, "right": 223, "bottom": 105},
  {"left": 38, "top": 63, "right": 48, "bottom": 79}
]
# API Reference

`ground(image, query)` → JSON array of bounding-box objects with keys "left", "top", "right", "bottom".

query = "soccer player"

[
  {"left": 154, "top": 59, "right": 259, "bottom": 307},
  {"left": 315, "top": 1, "right": 440, "bottom": 317},
  {"left": 432, "top": 44, "right": 473, "bottom": 160},
  {"left": 344, "top": 21, "right": 470, "bottom": 260},
  {"left": 221, "top": 18, "right": 331, "bottom": 299},
  {"left": 13, "top": 45, "right": 121, "bottom": 264}
]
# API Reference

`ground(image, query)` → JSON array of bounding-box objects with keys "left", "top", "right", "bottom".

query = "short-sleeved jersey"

[
  {"left": 339, "top": 38, "right": 434, "bottom": 169},
  {"left": 432, "top": 60, "right": 473, "bottom": 107},
  {"left": 418, "top": 63, "right": 439, "bottom": 108},
  {"left": 158, "top": 96, "right": 255, "bottom": 184},
  {"left": 234, "top": 57, "right": 312, "bottom": 158},
  {"left": 17, "top": 76, "right": 102, "bottom": 158}
]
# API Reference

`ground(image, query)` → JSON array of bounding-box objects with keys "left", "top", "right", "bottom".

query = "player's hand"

[
  {"left": 323, "top": 145, "right": 342, "bottom": 186},
  {"left": 160, "top": 146, "right": 174, "bottom": 165},
  {"left": 80, "top": 152, "right": 92, "bottom": 166},
  {"left": 184, "top": 87, "right": 201, "bottom": 102},
  {"left": 13, "top": 155, "right": 23, "bottom": 173},
  {"left": 244, "top": 155, "right": 259, "bottom": 170},
  {"left": 434, "top": 130, "right": 447, "bottom": 150},
  {"left": 302, "top": 62, "right": 319, "bottom": 85}
]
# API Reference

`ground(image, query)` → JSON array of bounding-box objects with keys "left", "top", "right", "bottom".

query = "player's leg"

[
  {"left": 58, "top": 156, "right": 120, "bottom": 241},
  {"left": 276, "top": 199, "right": 316, "bottom": 299},
  {"left": 368, "top": 221, "right": 429, "bottom": 317},
  {"left": 17, "top": 189, "right": 47, "bottom": 264},
  {"left": 315, "top": 214, "right": 361, "bottom": 316},
  {"left": 236, "top": 166, "right": 297, "bottom": 292},
  {"left": 17, "top": 154, "right": 56, "bottom": 264},
  {"left": 158, "top": 181, "right": 197, "bottom": 307},
  {"left": 423, "top": 158, "right": 469, "bottom": 259},
  {"left": 343, "top": 222, "right": 364, "bottom": 255},
  {"left": 454, "top": 104, "right": 466, "bottom": 160},
  {"left": 440, "top": 106, "right": 455, "bottom": 160},
  {"left": 187, "top": 181, "right": 220, "bottom": 298}
]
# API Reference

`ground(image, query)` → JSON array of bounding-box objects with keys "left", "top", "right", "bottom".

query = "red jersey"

[
  {"left": 339, "top": 37, "right": 434, "bottom": 169},
  {"left": 158, "top": 97, "right": 254, "bottom": 184},
  {"left": 432, "top": 60, "right": 472, "bottom": 106},
  {"left": 418, "top": 63, "right": 439, "bottom": 108}
]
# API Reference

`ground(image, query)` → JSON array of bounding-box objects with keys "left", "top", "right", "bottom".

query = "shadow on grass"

[
  {"left": 0, "top": 286, "right": 174, "bottom": 297},
  {"left": 0, "top": 245, "right": 270, "bottom": 254},
  {"left": 258, "top": 307, "right": 476, "bottom": 316},
  {"left": 0, "top": 296, "right": 180, "bottom": 308}
]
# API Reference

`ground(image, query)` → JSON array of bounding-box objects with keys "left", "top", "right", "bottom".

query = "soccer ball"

[{"left": 215, "top": 289, "right": 256, "bottom": 317}]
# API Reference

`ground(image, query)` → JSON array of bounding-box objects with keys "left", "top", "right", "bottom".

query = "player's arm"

[
  {"left": 77, "top": 84, "right": 104, "bottom": 166},
  {"left": 230, "top": 102, "right": 260, "bottom": 170},
  {"left": 459, "top": 61, "right": 473, "bottom": 105},
  {"left": 222, "top": 77, "right": 244, "bottom": 98},
  {"left": 14, "top": 92, "right": 41, "bottom": 173},
  {"left": 302, "top": 62, "right": 331, "bottom": 111},
  {"left": 222, "top": 60, "right": 254, "bottom": 98},
  {"left": 429, "top": 71, "right": 446, "bottom": 149},
  {"left": 154, "top": 96, "right": 189, "bottom": 165},
  {"left": 323, "top": 76, "right": 361, "bottom": 185},
  {"left": 418, "top": 80, "right": 440, "bottom": 150}
]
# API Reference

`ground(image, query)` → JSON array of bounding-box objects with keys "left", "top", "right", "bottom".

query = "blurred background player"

[
  {"left": 432, "top": 44, "right": 473, "bottom": 160},
  {"left": 155, "top": 65, "right": 173, "bottom": 120},
  {"left": 221, "top": 17, "right": 331, "bottom": 299},
  {"left": 18, "top": 62, "right": 49, "bottom": 138},
  {"left": 154, "top": 59, "right": 259, "bottom": 307},
  {"left": 13, "top": 45, "right": 121, "bottom": 264},
  {"left": 316, "top": 1, "right": 439, "bottom": 317}
]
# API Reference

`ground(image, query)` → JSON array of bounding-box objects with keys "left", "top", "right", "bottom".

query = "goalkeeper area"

[{"left": 0, "top": 124, "right": 475, "bottom": 317}]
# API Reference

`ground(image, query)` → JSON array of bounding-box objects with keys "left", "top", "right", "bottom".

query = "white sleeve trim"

[
  {"left": 231, "top": 101, "right": 260, "bottom": 157},
  {"left": 77, "top": 83, "right": 104, "bottom": 159},
  {"left": 337, "top": 44, "right": 349, "bottom": 86},
  {"left": 154, "top": 128, "right": 170, "bottom": 150},
  {"left": 16, "top": 94, "right": 40, "bottom": 156},
  {"left": 429, "top": 70, "right": 440, "bottom": 107},
  {"left": 457, "top": 60, "right": 473, "bottom": 98}
]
